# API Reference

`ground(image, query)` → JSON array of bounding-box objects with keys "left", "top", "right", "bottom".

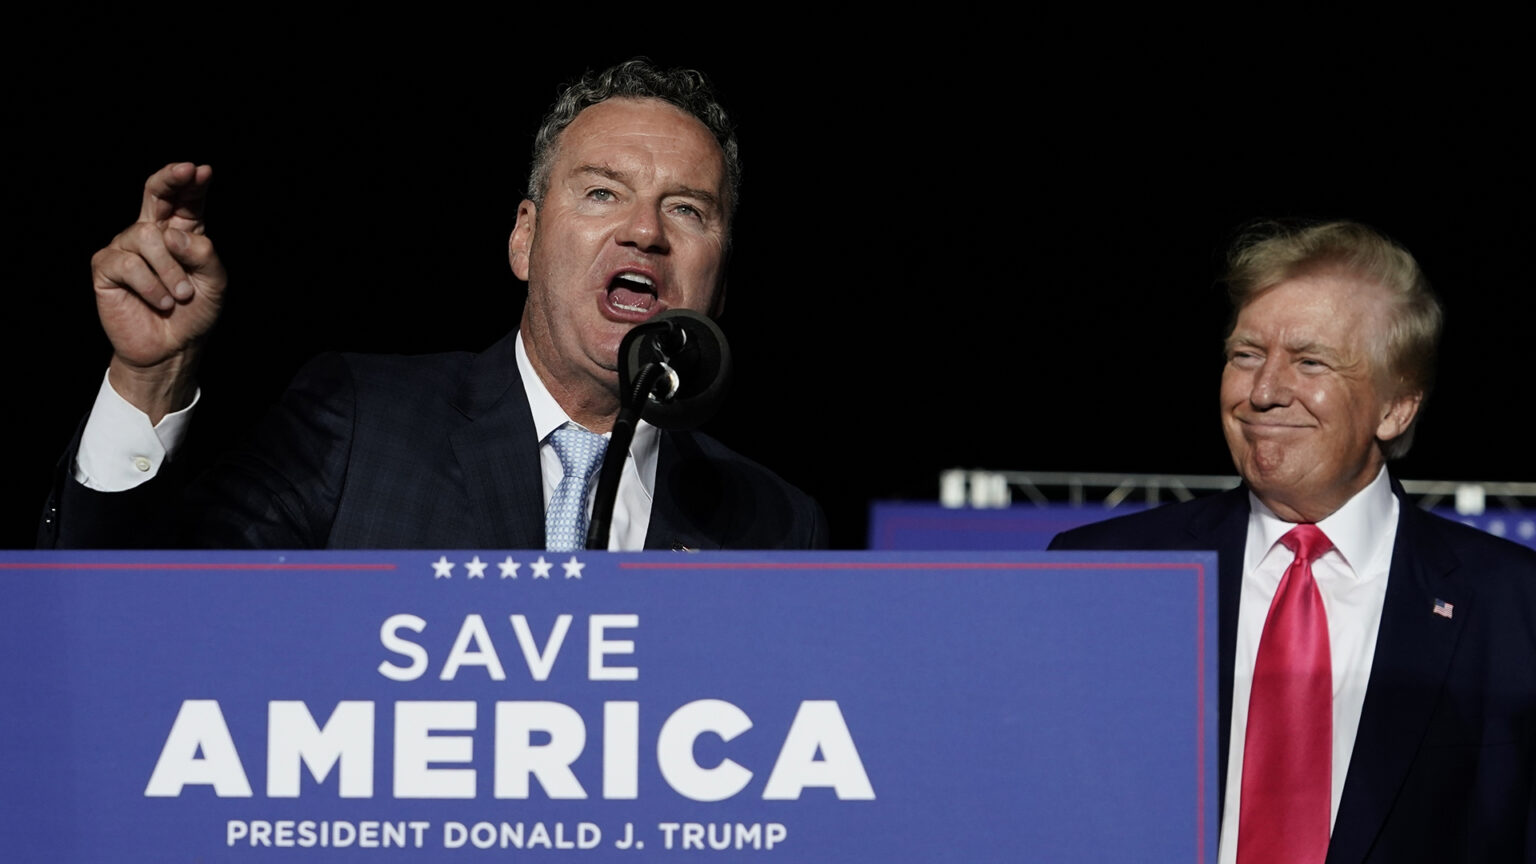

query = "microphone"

[
  {"left": 587, "top": 309, "right": 733, "bottom": 549},
  {"left": 617, "top": 309, "right": 732, "bottom": 430}
]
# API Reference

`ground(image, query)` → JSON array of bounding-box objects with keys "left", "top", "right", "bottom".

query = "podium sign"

[{"left": 1, "top": 551, "right": 1217, "bottom": 862}]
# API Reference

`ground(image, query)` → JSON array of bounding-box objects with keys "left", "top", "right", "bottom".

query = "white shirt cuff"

[{"left": 73, "top": 370, "right": 199, "bottom": 491}]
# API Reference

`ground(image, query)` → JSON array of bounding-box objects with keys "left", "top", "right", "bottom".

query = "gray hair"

[
  {"left": 1224, "top": 219, "right": 1443, "bottom": 459},
  {"left": 527, "top": 59, "right": 740, "bottom": 221}
]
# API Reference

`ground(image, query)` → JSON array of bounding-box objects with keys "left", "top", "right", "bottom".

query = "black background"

[{"left": 12, "top": 18, "right": 1532, "bottom": 548}]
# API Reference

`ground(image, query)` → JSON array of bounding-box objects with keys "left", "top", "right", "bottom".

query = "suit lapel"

[
  {"left": 1183, "top": 488, "right": 1252, "bottom": 820},
  {"left": 644, "top": 430, "right": 726, "bottom": 551},
  {"left": 448, "top": 332, "right": 546, "bottom": 549},
  {"left": 1325, "top": 501, "right": 1469, "bottom": 864}
]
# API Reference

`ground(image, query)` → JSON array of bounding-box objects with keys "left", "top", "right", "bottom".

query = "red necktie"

[{"left": 1238, "top": 523, "right": 1333, "bottom": 864}]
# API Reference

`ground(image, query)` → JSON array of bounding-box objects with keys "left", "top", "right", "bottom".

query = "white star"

[
  {"left": 530, "top": 556, "right": 553, "bottom": 579},
  {"left": 465, "top": 556, "right": 488, "bottom": 578},
  {"left": 432, "top": 556, "right": 454, "bottom": 579},
  {"left": 498, "top": 556, "right": 520, "bottom": 579},
  {"left": 562, "top": 556, "right": 585, "bottom": 579}
]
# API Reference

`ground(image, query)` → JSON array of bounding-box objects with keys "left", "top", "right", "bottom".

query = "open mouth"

[{"left": 608, "top": 272, "right": 657, "bottom": 313}]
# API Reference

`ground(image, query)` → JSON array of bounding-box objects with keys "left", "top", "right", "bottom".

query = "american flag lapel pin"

[{"left": 1433, "top": 598, "right": 1454, "bottom": 619}]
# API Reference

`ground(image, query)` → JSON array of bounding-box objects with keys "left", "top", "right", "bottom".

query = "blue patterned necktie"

[{"left": 545, "top": 423, "right": 607, "bottom": 552}]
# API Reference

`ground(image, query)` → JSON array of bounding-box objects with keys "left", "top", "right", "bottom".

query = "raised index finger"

[{"left": 139, "top": 162, "right": 213, "bottom": 231}]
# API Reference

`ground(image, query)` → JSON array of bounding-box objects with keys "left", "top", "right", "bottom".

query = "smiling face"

[
  {"left": 510, "top": 97, "right": 728, "bottom": 430},
  {"left": 1220, "top": 272, "right": 1422, "bottom": 522}
]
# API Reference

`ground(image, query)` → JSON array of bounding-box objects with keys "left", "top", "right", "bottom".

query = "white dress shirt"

[
  {"left": 514, "top": 333, "right": 658, "bottom": 551},
  {"left": 71, "top": 334, "right": 661, "bottom": 551},
  {"left": 74, "top": 371, "right": 196, "bottom": 490},
  {"left": 1216, "top": 466, "right": 1398, "bottom": 864}
]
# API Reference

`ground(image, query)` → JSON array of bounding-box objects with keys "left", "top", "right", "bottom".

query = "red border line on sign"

[
  {"left": 0, "top": 563, "right": 396, "bottom": 570},
  {"left": 1194, "top": 561, "right": 1207, "bottom": 864}
]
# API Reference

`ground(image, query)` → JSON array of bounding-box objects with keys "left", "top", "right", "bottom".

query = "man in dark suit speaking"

[
  {"left": 1052, "top": 222, "right": 1534, "bottom": 864},
  {"left": 40, "top": 60, "right": 825, "bottom": 551}
]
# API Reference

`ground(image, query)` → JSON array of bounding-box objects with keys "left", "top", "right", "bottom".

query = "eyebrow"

[
  {"left": 574, "top": 164, "right": 628, "bottom": 184},
  {"left": 1285, "top": 340, "right": 1341, "bottom": 357},
  {"left": 573, "top": 164, "right": 721, "bottom": 208},
  {"left": 1224, "top": 333, "right": 1259, "bottom": 353},
  {"left": 1225, "top": 332, "right": 1348, "bottom": 363}
]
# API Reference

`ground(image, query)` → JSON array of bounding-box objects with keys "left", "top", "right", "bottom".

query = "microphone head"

[{"left": 618, "top": 309, "right": 732, "bottom": 430}]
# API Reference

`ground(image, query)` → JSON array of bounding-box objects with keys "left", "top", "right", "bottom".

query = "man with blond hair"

[{"left": 1053, "top": 221, "right": 1535, "bottom": 864}]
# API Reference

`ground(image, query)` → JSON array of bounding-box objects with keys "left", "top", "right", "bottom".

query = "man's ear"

[
  {"left": 1377, "top": 390, "right": 1423, "bottom": 443},
  {"left": 509, "top": 200, "right": 537, "bottom": 281}
]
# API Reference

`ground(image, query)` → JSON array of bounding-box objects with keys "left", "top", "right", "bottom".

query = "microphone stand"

[
  {"left": 584, "top": 360, "right": 668, "bottom": 551},
  {"left": 584, "top": 309, "right": 729, "bottom": 551}
]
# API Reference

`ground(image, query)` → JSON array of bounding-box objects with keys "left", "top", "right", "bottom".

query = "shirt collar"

[
  {"left": 1246, "top": 466, "right": 1398, "bottom": 580},
  {"left": 514, "top": 331, "right": 659, "bottom": 496}
]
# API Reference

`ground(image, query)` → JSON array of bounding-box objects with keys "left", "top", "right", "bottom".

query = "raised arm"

[{"left": 92, "top": 162, "right": 225, "bottom": 423}]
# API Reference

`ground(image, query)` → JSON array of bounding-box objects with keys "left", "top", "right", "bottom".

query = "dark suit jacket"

[
  {"left": 1050, "top": 484, "right": 1536, "bottom": 864},
  {"left": 40, "top": 330, "right": 826, "bottom": 550}
]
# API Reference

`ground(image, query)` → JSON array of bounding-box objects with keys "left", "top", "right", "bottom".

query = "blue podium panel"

[{"left": 1, "top": 551, "right": 1217, "bottom": 863}]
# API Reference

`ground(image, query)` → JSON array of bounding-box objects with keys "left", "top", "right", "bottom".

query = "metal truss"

[{"left": 940, "top": 469, "right": 1536, "bottom": 516}]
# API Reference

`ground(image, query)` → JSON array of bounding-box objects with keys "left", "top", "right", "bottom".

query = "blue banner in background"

[
  {"left": 1428, "top": 508, "right": 1536, "bottom": 550},
  {"left": 872, "top": 502, "right": 1536, "bottom": 552},
  {"left": 1, "top": 550, "right": 1217, "bottom": 863},
  {"left": 869, "top": 503, "right": 1151, "bottom": 550}
]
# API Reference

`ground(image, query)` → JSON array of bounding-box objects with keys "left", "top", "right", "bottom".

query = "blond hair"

[{"left": 1225, "top": 220, "right": 1442, "bottom": 459}]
